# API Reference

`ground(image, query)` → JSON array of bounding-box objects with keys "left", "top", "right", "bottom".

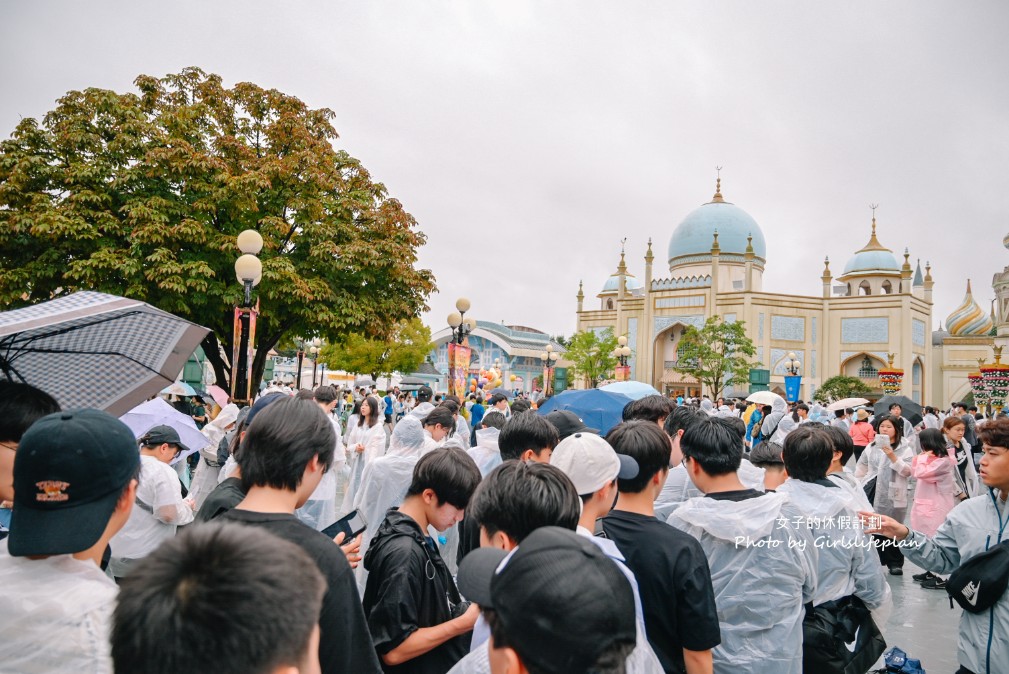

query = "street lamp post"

[
  {"left": 783, "top": 351, "right": 802, "bottom": 403},
  {"left": 447, "top": 298, "right": 476, "bottom": 398},
  {"left": 232, "top": 229, "right": 263, "bottom": 406},
  {"left": 295, "top": 339, "right": 307, "bottom": 389},
  {"left": 540, "top": 344, "right": 559, "bottom": 395},
  {"left": 613, "top": 335, "right": 632, "bottom": 381},
  {"left": 310, "top": 342, "right": 320, "bottom": 388}
]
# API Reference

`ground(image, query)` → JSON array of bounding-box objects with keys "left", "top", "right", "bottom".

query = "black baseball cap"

[
  {"left": 9, "top": 409, "right": 140, "bottom": 557},
  {"left": 140, "top": 424, "right": 191, "bottom": 456},
  {"left": 457, "top": 526, "right": 636, "bottom": 673},
  {"left": 543, "top": 409, "right": 599, "bottom": 439},
  {"left": 244, "top": 392, "right": 286, "bottom": 429}
]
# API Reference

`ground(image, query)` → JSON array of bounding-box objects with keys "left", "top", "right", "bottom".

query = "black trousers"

[
  {"left": 873, "top": 533, "right": 904, "bottom": 568},
  {"left": 853, "top": 444, "right": 867, "bottom": 462},
  {"left": 955, "top": 666, "right": 976, "bottom": 674}
]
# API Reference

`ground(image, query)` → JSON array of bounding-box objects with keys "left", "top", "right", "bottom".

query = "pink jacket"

[{"left": 910, "top": 452, "right": 957, "bottom": 536}]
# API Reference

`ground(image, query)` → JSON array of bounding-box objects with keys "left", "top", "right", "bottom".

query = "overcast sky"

[{"left": 2, "top": 1, "right": 1007, "bottom": 338}]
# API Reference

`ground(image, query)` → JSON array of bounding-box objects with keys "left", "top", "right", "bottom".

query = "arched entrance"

[
  {"left": 653, "top": 322, "right": 700, "bottom": 397},
  {"left": 840, "top": 353, "right": 887, "bottom": 397}
]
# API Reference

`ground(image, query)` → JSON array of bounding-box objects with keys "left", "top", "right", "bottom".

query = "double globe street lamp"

[
  {"left": 540, "top": 344, "right": 559, "bottom": 395},
  {"left": 233, "top": 230, "right": 263, "bottom": 405},
  {"left": 784, "top": 351, "right": 803, "bottom": 403},
  {"left": 613, "top": 335, "right": 632, "bottom": 382},
  {"left": 447, "top": 298, "right": 477, "bottom": 398}
]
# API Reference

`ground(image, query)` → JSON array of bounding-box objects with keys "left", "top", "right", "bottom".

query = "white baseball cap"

[{"left": 551, "top": 432, "right": 638, "bottom": 496}]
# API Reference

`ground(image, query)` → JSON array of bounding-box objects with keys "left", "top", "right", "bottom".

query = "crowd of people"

[{"left": 1, "top": 378, "right": 1007, "bottom": 674}]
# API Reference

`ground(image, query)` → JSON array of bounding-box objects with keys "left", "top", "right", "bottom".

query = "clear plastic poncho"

[
  {"left": 467, "top": 427, "right": 503, "bottom": 477},
  {"left": 351, "top": 416, "right": 426, "bottom": 593},
  {"left": 190, "top": 404, "right": 240, "bottom": 509},
  {"left": 854, "top": 436, "right": 914, "bottom": 520},
  {"left": 668, "top": 492, "right": 817, "bottom": 674}
]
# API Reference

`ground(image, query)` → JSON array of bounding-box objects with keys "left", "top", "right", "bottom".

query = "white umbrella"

[
  {"left": 745, "top": 391, "right": 785, "bottom": 406},
  {"left": 119, "top": 397, "right": 209, "bottom": 465},
  {"left": 0, "top": 291, "right": 209, "bottom": 416},
  {"left": 826, "top": 397, "right": 870, "bottom": 412}
]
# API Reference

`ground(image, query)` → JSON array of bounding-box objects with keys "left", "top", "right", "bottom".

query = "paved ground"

[{"left": 875, "top": 559, "right": 961, "bottom": 673}]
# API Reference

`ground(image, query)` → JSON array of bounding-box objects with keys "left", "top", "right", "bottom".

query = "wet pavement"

[{"left": 875, "top": 559, "right": 961, "bottom": 673}]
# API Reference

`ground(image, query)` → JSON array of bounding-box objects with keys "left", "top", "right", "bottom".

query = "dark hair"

[
  {"left": 605, "top": 421, "right": 671, "bottom": 493},
  {"left": 498, "top": 413, "right": 559, "bottom": 461},
  {"left": 919, "top": 428, "right": 947, "bottom": 458},
  {"left": 314, "top": 385, "right": 338, "bottom": 404},
  {"left": 489, "top": 393, "right": 509, "bottom": 406},
  {"left": 112, "top": 523, "right": 325, "bottom": 674},
  {"left": 0, "top": 381, "right": 60, "bottom": 442},
  {"left": 444, "top": 394, "right": 461, "bottom": 405},
  {"left": 680, "top": 416, "right": 743, "bottom": 477},
  {"left": 238, "top": 398, "right": 335, "bottom": 492},
  {"left": 888, "top": 402, "right": 902, "bottom": 412},
  {"left": 795, "top": 403, "right": 809, "bottom": 413},
  {"left": 823, "top": 425, "right": 855, "bottom": 466},
  {"left": 423, "top": 406, "right": 456, "bottom": 433},
  {"left": 781, "top": 426, "right": 833, "bottom": 482},
  {"left": 664, "top": 405, "right": 704, "bottom": 439},
  {"left": 873, "top": 414, "right": 904, "bottom": 446},
  {"left": 622, "top": 395, "right": 672, "bottom": 424},
  {"left": 468, "top": 461, "right": 580, "bottom": 543},
  {"left": 723, "top": 415, "right": 746, "bottom": 439},
  {"left": 481, "top": 411, "right": 507, "bottom": 430},
  {"left": 361, "top": 396, "right": 381, "bottom": 428},
  {"left": 510, "top": 399, "right": 532, "bottom": 415},
  {"left": 484, "top": 608, "right": 635, "bottom": 674},
  {"left": 978, "top": 417, "right": 1009, "bottom": 452},
  {"left": 834, "top": 409, "right": 846, "bottom": 419},
  {"left": 294, "top": 389, "right": 315, "bottom": 401},
  {"left": 350, "top": 400, "right": 362, "bottom": 417},
  {"left": 439, "top": 399, "right": 460, "bottom": 415},
  {"left": 406, "top": 447, "right": 481, "bottom": 509}
]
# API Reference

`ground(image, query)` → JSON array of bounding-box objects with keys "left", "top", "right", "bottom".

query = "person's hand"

[
  {"left": 334, "top": 531, "right": 363, "bottom": 568},
  {"left": 184, "top": 498, "right": 196, "bottom": 510},
  {"left": 456, "top": 602, "right": 480, "bottom": 630},
  {"left": 858, "top": 511, "right": 910, "bottom": 540},
  {"left": 355, "top": 443, "right": 365, "bottom": 453}
]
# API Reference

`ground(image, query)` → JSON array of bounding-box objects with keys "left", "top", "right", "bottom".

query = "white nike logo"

[
  {"left": 962, "top": 580, "right": 981, "bottom": 607},
  {"left": 844, "top": 625, "right": 860, "bottom": 652}
]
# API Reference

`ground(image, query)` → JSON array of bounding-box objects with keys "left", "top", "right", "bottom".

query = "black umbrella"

[{"left": 873, "top": 395, "right": 923, "bottom": 427}]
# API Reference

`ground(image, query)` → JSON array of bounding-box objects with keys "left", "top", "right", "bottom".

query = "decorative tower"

[
  {"left": 900, "top": 249, "right": 913, "bottom": 294},
  {"left": 617, "top": 239, "right": 628, "bottom": 300},
  {"left": 744, "top": 233, "right": 755, "bottom": 292},
  {"left": 924, "top": 261, "right": 934, "bottom": 304},
  {"left": 576, "top": 280, "right": 584, "bottom": 313},
  {"left": 993, "top": 233, "right": 1009, "bottom": 339},
  {"left": 821, "top": 257, "right": 832, "bottom": 298},
  {"left": 644, "top": 238, "right": 654, "bottom": 289},
  {"left": 710, "top": 230, "right": 720, "bottom": 308}
]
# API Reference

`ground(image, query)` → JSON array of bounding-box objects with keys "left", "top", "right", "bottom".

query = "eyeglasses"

[{"left": 0, "top": 441, "right": 17, "bottom": 452}]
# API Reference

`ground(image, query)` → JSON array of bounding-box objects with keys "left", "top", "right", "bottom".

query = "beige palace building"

[{"left": 576, "top": 178, "right": 937, "bottom": 403}]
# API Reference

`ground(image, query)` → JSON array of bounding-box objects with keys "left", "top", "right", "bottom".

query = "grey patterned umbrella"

[{"left": 0, "top": 292, "right": 210, "bottom": 416}]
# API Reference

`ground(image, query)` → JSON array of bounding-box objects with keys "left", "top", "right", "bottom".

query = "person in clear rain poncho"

[
  {"left": 668, "top": 416, "right": 816, "bottom": 674},
  {"left": 340, "top": 396, "right": 388, "bottom": 516},
  {"left": 351, "top": 415, "right": 427, "bottom": 593},
  {"left": 189, "top": 403, "right": 240, "bottom": 510}
]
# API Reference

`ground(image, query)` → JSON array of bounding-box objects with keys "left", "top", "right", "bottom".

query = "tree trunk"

[{"left": 202, "top": 332, "right": 231, "bottom": 391}]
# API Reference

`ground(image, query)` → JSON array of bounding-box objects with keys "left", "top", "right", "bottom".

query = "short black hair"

[
  {"left": 834, "top": 409, "right": 845, "bottom": 419},
  {"left": 680, "top": 416, "right": 743, "bottom": 477},
  {"left": 663, "top": 405, "right": 704, "bottom": 439},
  {"left": 488, "top": 393, "right": 509, "bottom": 406},
  {"left": 0, "top": 381, "right": 60, "bottom": 442},
  {"left": 822, "top": 425, "right": 855, "bottom": 466},
  {"left": 605, "top": 421, "right": 671, "bottom": 493},
  {"left": 406, "top": 447, "right": 481, "bottom": 509},
  {"left": 919, "top": 428, "right": 947, "bottom": 457},
  {"left": 439, "top": 399, "right": 460, "bottom": 415},
  {"left": 294, "top": 389, "right": 315, "bottom": 401},
  {"left": 795, "top": 403, "right": 809, "bottom": 413},
  {"left": 314, "top": 385, "right": 338, "bottom": 404},
  {"left": 888, "top": 402, "right": 902, "bottom": 412},
  {"left": 510, "top": 399, "right": 532, "bottom": 415},
  {"left": 498, "top": 413, "right": 559, "bottom": 461},
  {"left": 781, "top": 426, "right": 833, "bottom": 482},
  {"left": 112, "top": 523, "right": 325, "bottom": 674},
  {"left": 622, "top": 395, "right": 672, "bottom": 424},
  {"left": 423, "top": 406, "right": 456, "bottom": 432},
  {"left": 238, "top": 397, "right": 335, "bottom": 492},
  {"left": 481, "top": 411, "right": 507, "bottom": 430},
  {"left": 468, "top": 460, "right": 580, "bottom": 543}
]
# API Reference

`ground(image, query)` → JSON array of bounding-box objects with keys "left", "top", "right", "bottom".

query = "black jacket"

[{"left": 363, "top": 509, "right": 470, "bottom": 674}]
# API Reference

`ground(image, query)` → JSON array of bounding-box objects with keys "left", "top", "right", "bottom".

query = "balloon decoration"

[{"left": 473, "top": 366, "right": 504, "bottom": 392}]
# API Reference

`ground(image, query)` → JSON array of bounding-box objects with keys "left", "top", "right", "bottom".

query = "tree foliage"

[
  {"left": 0, "top": 67, "right": 435, "bottom": 390},
  {"left": 673, "top": 316, "right": 756, "bottom": 398},
  {"left": 812, "top": 375, "right": 873, "bottom": 404},
  {"left": 565, "top": 328, "right": 618, "bottom": 388},
  {"left": 319, "top": 318, "right": 432, "bottom": 383}
]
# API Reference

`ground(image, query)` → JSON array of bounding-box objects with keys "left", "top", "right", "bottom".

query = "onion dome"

[
  {"left": 946, "top": 280, "right": 994, "bottom": 336},
  {"left": 600, "top": 273, "right": 643, "bottom": 294},
  {"left": 667, "top": 176, "right": 767, "bottom": 270},
  {"left": 842, "top": 215, "right": 899, "bottom": 275}
]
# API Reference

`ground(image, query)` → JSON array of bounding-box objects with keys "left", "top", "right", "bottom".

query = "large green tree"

[
  {"left": 565, "top": 328, "right": 618, "bottom": 388},
  {"left": 813, "top": 375, "right": 873, "bottom": 404},
  {"left": 673, "top": 316, "right": 756, "bottom": 398},
  {"left": 0, "top": 68, "right": 435, "bottom": 390},
  {"left": 319, "top": 318, "right": 433, "bottom": 385}
]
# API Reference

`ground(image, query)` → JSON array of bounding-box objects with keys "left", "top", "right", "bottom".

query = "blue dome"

[
  {"left": 667, "top": 201, "right": 767, "bottom": 266},
  {"left": 842, "top": 250, "right": 900, "bottom": 275},
  {"left": 601, "top": 274, "right": 643, "bottom": 293}
]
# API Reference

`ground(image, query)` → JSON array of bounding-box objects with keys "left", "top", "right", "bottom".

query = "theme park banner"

[{"left": 448, "top": 342, "right": 471, "bottom": 398}]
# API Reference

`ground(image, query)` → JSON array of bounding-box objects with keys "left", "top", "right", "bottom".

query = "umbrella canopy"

[
  {"left": 746, "top": 391, "right": 785, "bottom": 406},
  {"left": 536, "top": 389, "right": 634, "bottom": 435},
  {"left": 119, "top": 397, "right": 210, "bottom": 465},
  {"left": 0, "top": 291, "right": 209, "bottom": 416},
  {"left": 161, "top": 382, "right": 196, "bottom": 397},
  {"left": 489, "top": 387, "right": 511, "bottom": 398},
  {"left": 354, "top": 376, "right": 376, "bottom": 388},
  {"left": 873, "top": 395, "right": 923, "bottom": 427},
  {"left": 599, "top": 381, "right": 662, "bottom": 400},
  {"left": 207, "top": 384, "right": 230, "bottom": 408},
  {"left": 826, "top": 397, "right": 871, "bottom": 412}
]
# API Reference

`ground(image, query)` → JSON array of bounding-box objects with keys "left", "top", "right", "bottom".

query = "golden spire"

[
  {"left": 967, "top": 278, "right": 973, "bottom": 295},
  {"left": 924, "top": 260, "right": 933, "bottom": 283},
  {"left": 856, "top": 204, "right": 891, "bottom": 252},
  {"left": 645, "top": 238, "right": 654, "bottom": 264},
  {"left": 576, "top": 280, "right": 584, "bottom": 301},
  {"left": 821, "top": 256, "right": 832, "bottom": 281},
  {"left": 711, "top": 166, "right": 724, "bottom": 203}
]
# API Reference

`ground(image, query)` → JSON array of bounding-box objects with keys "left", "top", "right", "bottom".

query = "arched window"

[
  {"left": 606, "top": 299, "right": 614, "bottom": 310},
  {"left": 859, "top": 280, "right": 872, "bottom": 296},
  {"left": 881, "top": 280, "right": 892, "bottom": 294},
  {"left": 857, "top": 356, "right": 878, "bottom": 378}
]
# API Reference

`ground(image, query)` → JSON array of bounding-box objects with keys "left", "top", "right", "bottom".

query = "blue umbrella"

[
  {"left": 536, "top": 389, "right": 634, "bottom": 435},
  {"left": 599, "top": 381, "right": 662, "bottom": 400}
]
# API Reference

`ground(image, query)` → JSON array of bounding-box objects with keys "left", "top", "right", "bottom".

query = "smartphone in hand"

[{"left": 322, "top": 509, "right": 368, "bottom": 542}]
